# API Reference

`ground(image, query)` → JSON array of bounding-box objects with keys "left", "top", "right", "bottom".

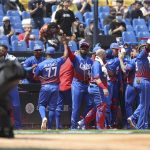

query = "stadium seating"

[
  {"left": 83, "top": 12, "right": 93, "bottom": 21},
  {"left": 22, "top": 11, "right": 31, "bottom": 19},
  {"left": 11, "top": 35, "right": 18, "bottom": 45},
  {"left": 29, "top": 40, "right": 44, "bottom": 51},
  {"left": 31, "top": 29, "right": 40, "bottom": 40},
  {"left": 10, "top": 16, "right": 22, "bottom": 25},
  {"left": 75, "top": 11, "right": 84, "bottom": 23},
  {"left": 137, "top": 32, "right": 150, "bottom": 40},
  {"left": 132, "top": 19, "right": 146, "bottom": 28},
  {"left": 43, "top": 17, "right": 51, "bottom": 24},
  {"left": 12, "top": 23, "right": 23, "bottom": 30},
  {"left": 123, "top": 19, "right": 131, "bottom": 25},
  {"left": 51, "top": 5, "right": 57, "bottom": 13},
  {"left": 12, "top": 41, "right": 27, "bottom": 51},
  {"left": 99, "top": 12, "right": 109, "bottom": 20},
  {"left": 135, "top": 25, "right": 149, "bottom": 35},
  {"left": 98, "top": 6, "right": 110, "bottom": 14},
  {"left": 122, "top": 31, "right": 138, "bottom": 45},
  {"left": 104, "top": 24, "right": 110, "bottom": 35},
  {"left": 0, "top": 36, "right": 10, "bottom": 50},
  {"left": 126, "top": 25, "right": 134, "bottom": 32},
  {"left": 7, "top": 10, "right": 20, "bottom": 17}
]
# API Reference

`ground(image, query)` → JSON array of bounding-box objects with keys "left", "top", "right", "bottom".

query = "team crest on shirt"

[{"left": 79, "top": 63, "right": 91, "bottom": 71}]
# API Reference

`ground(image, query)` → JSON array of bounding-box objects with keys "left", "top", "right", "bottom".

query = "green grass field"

[{"left": 14, "top": 129, "right": 150, "bottom": 135}]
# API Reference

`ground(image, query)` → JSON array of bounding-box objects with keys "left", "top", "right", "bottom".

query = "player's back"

[{"left": 37, "top": 57, "right": 65, "bottom": 84}]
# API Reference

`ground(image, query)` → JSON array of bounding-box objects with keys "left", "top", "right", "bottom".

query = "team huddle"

[
  {"left": 1, "top": 36, "right": 150, "bottom": 131},
  {"left": 29, "top": 36, "right": 150, "bottom": 130}
]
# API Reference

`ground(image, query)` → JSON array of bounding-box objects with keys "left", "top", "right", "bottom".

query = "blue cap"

[
  {"left": 33, "top": 44, "right": 43, "bottom": 51},
  {"left": 106, "top": 49, "right": 113, "bottom": 59},
  {"left": 125, "top": 47, "right": 132, "bottom": 54},
  {"left": 46, "top": 47, "right": 55, "bottom": 54},
  {"left": 110, "top": 43, "right": 119, "bottom": 49},
  {"left": 93, "top": 46, "right": 101, "bottom": 53}
]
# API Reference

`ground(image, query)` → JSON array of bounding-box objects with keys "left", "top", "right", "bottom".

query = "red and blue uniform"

[
  {"left": 133, "top": 49, "right": 150, "bottom": 129},
  {"left": 23, "top": 56, "right": 45, "bottom": 83},
  {"left": 124, "top": 58, "right": 138, "bottom": 121},
  {"left": 88, "top": 60, "right": 107, "bottom": 129},
  {"left": 106, "top": 57, "right": 121, "bottom": 126},
  {"left": 55, "top": 58, "right": 74, "bottom": 129},
  {"left": 34, "top": 57, "right": 65, "bottom": 129},
  {"left": 69, "top": 53, "right": 93, "bottom": 129}
]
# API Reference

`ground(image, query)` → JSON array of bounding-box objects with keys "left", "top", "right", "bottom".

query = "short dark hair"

[{"left": 0, "top": 44, "right": 8, "bottom": 50}]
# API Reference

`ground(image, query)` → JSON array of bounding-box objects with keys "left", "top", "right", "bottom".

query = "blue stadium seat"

[
  {"left": 75, "top": 11, "right": 83, "bottom": 22},
  {"left": 0, "top": 39, "right": 10, "bottom": 50},
  {"left": 83, "top": 12, "right": 93, "bottom": 21},
  {"left": 126, "top": 25, "right": 134, "bottom": 32},
  {"left": 68, "top": 40, "right": 78, "bottom": 52},
  {"left": 132, "top": 19, "right": 146, "bottom": 28},
  {"left": 7, "top": 10, "right": 20, "bottom": 17},
  {"left": 31, "top": 29, "right": 39, "bottom": 40},
  {"left": 11, "top": 35, "right": 18, "bottom": 45},
  {"left": 122, "top": 31, "right": 138, "bottom": 45},
  {"left": 12, "top": 23, "right": 23, "bottom": 30},
  {"left": 29, "top": 40, "right": 44, "bottom": 51},
  {"left": 0, "top": 9, "right": 4, "bottom": 16},
  {"left": 135, "top": 25, "right": 148, "bottom": 35},
  {"left": 14, "top": 28, "right": 24, "bottom": 34},
  {"left": 43, "top": 17, "right": 51, "bottom": 24},
  {"left": 12, "top": 41, "right": 27, "bottom": 51},
  {"left": 99, "top": 12, "right": 109, "bottom": 20},
  {"left": 0, "top": 35, "right": 8, "bottom": 41},
  {"left": 22, "top": 11, "right": 31, "bottom": 19},
  {"left": 98, "top": 6, "right": 110, "bottom": 13},
  {"left": 10, "top": 16, "right": 22, "bottom": 24},
  {"left": 123, "top": 19, "right": 131, "bottom": 25},
  {"left": 51, "top": 5, "right": 57, "bottom": 13},
  {"left": 0, "top": 16, "right": 3, "bottom": 22},
  {"left": 137, "top": 31, "right": 150, "bottom": 39},
  {"left": 104, "top": 24, "right": 110, "bottom": 35},
  {"left": 85, "top": 18, "right": 93, "bottom": 27},
  {"left": 138, "top": 32, "right": 150, "bottom": 44}
]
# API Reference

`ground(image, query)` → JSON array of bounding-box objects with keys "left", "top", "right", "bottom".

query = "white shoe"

[
  {"left": 41, "top": 117, "right": 47, "bottom": 130},
  {"left": 127, "top": 117, "right": 136, "bottom": 129}
]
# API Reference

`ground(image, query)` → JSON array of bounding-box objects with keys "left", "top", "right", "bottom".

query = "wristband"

[{"left": 98, "top": 82, "right": 107, "bottom": 89}]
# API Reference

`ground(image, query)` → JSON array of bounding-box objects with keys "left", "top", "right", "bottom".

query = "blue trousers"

[
  {"left": 107, "top": 81, "right": 119, "bottom": 125},
  {"left": 71, "top": 81, "right": 90, "bottom": 129},
  {"left": 125, "top": 83, "right": 138, "bottom": 119},
  {"left": 136, "top": 78, "right": 150, "bottom": 129},
  {"left": 38, "top": 84, "right": 59, "bottom": 129},
  {"left": 9, "top": 86, "right": 22, "bottom": 129},
  {"left": 55, "top": 89, "right": 72, "bottom": 128}
]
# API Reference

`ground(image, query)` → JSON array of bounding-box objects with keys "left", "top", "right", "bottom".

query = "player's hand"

[
  {"left": 32, "top": 64, "right": 37, "bottom": 69},
  {"left": 61, "top": 34, "right": 70, "bottom": 45},
  {"left": 118, "top": 52, "right": 124, "bottom": 60},
  {"left": 119, "top": 26, "right": 125, "bottom": 31},
  {"left": 103, "top": 89, "right": 109, "bottom": 96}
]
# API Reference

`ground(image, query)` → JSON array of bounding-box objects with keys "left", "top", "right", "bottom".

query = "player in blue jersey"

[
  {"left": 69, "top": 39, "right": 93, "bottom": 129},
  {"left": 79, "top": 49, "right": 109, "bottom": 129},
  {"left": 22, "top": 44, "right": 45, "bottom": 83},
  {"left": 34, "top": 37, "right": 69, "bottom": 130},
  {"left": 118, "top": 48, "right": 140, "bottom": 128},
  {"left": 106, "top": 43, "right": 122, "bottom": 128},
  {"left": 127, "top": 40, "right": 150, "bottom": 129}
]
